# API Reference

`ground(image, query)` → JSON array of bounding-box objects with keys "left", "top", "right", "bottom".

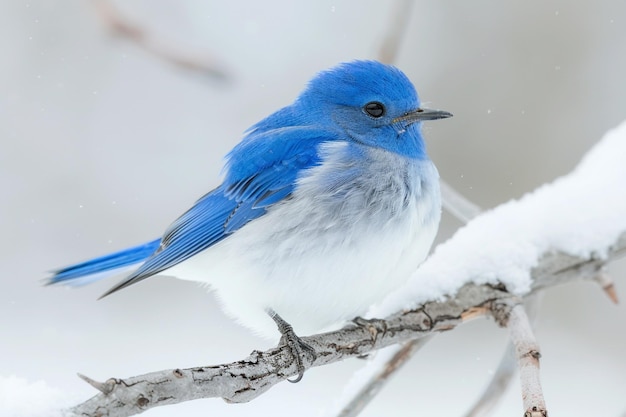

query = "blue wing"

[{"left": 98, "top": 126, "right": 330, "bottom": 297}]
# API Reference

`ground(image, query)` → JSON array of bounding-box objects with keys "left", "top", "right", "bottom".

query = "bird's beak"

[{"left": 393, "top": 108, "right": 453, "bottom": 125}]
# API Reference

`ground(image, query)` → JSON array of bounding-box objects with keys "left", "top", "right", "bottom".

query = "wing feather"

[{"left": 101, "top": 126, "right": 331, "bottom": 296}]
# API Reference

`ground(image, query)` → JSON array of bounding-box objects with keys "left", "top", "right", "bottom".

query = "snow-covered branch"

[
  {"left": 68, "top": 236, "right": 624, "bottom": 417},
  {"left": 62, "top": 122, "right": 626, "bottom": 417}
]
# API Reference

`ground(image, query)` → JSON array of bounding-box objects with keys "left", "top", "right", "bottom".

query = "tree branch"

[
  {"left": 66, "top": 231, "right": 626, "bottom": 417},
  {"left": 506, "top": 304, "right": 546, "bottom": 416},
  {"left": 68, "top": 284, "right": 508, "bottom": 417}
]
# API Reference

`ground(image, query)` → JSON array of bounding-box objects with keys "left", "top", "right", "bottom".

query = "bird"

[{"left": 48, "top": 60, "right": 451, "bottom": 382}]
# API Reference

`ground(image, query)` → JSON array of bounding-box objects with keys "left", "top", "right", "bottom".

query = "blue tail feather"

[{"left": 47, "top": 239, "right": 161, "bottom": 285}]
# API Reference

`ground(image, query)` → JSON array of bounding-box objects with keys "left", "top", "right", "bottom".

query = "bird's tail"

[{"left": 46, "top": 239, "right": 161, "bottom": 287}]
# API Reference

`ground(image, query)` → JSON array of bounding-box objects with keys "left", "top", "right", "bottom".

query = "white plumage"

[{"left": 167, "top": 141, "right": 440, "bottom": 338}]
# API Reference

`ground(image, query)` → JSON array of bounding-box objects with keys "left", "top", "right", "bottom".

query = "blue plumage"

[
  {"left": 48, "top": 239, "right": 160, "bottom": 285},
  {"left": 48, "top": 60, "right": 451, "bottom": 341}
]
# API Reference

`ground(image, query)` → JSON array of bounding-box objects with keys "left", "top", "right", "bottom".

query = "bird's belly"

[
  {"left": 167, "top": 199, "right": 438, "bottom": 338},
  {"left": 166, "top": 150, "right": 441, "bottom": 338}
]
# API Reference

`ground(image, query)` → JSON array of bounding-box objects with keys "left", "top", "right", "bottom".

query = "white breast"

[{"left": 166, "top": 142, "right": 441, "bottom": 338}]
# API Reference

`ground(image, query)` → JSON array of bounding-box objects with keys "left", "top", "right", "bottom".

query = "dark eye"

[{"left": 364, "top": 102, "right": 385, "bottom": 118}]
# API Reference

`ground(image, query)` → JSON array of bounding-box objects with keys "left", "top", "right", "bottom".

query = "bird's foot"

[
  {"left": 267, "top": 309, "right": 317, "bottom": 383},
  {"left": 353, "top": 316, "right": 388, "bottom": 343}
]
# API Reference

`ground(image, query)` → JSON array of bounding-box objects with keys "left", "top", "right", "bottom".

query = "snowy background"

[{"left": 2, "top": 1, "right": 626, "bottom": 416}]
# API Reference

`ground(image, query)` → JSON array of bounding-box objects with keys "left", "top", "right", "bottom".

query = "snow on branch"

[{"left": 60, "top": 121, "right": 626, "bottom": 417}]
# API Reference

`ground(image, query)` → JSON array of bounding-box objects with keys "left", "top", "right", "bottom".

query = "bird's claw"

[
  {"left": 281, "top": 331, "right": 317, "bottom": 383},
  {"left": 268, "top": 309, "right": 317, "bottom": 383}
]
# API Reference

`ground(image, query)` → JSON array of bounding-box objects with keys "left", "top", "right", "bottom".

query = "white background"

[{"left": 2, "top": 1, "right": 625, "bottom": 416}]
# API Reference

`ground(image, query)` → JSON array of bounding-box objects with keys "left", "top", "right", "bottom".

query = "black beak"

[{"left": 393, "top": 108, "right": 453, "bottom": 124}]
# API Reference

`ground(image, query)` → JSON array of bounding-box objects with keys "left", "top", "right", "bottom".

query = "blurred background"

[{"left": 1, "top": 1, "right": 625, "bottom": 416}]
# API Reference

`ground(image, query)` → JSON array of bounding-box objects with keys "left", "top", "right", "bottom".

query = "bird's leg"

[{"left": 266, "top": 308, "right": 317, "bottom": 383}]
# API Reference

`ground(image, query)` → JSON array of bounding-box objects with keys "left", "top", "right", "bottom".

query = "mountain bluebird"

[{"left": 48, "top": 60, "right": 451, "bottom": 381}]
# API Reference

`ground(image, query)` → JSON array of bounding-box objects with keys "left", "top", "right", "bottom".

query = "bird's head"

[{"left": 297, "top": 60, "right": 451, "bottom": 159}]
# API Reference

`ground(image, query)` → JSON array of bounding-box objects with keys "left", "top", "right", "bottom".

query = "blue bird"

[{"left": 48, "top": 60, "right": 451, "bottom": 381}]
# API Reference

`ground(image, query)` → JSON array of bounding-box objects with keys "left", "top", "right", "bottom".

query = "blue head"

[{"left": 291, "top": 60, "right": 452, "bottom": 159}]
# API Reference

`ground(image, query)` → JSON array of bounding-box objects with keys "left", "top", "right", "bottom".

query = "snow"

[
  {"left": 0, "top": 375, "right": 76, "bottom": 417},
  {"left": 369, "top": 119, "right": 626, "bottom": 319}
]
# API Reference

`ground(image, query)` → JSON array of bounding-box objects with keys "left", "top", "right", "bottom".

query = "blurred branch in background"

[
  {"left": 335, "top": 336, "right": 433, "bottom": 417},
  {"left": 377, "top": 0, "right": 414, "bottom": 65},
  {"left": 93, "top": 0, "right": 229, "bottom": 80}
]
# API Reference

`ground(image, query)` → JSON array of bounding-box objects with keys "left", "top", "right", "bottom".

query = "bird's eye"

[{"left": 364, "top": 102, "right": 385, "bottom": 118}]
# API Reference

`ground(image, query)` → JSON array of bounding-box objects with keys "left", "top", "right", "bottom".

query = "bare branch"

[
  {"left": 594, "top": 268, "right": 619, "bottom": 304},
  {"left": 69, "top": 284, "right": 505, "bottom": 417},
  {"left": 77, "top": 373, "right": 115, "bottom": 395},
  {"left": 505, "top": 304, "right": 547, "bottom": 416},
  {"left": 93, "top": 0, "right": 229, "bottom": 80}
]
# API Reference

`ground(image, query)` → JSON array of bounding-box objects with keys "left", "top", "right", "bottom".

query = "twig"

[
  {"left": 505, "top": 305, "right": 546, "bottom": 416},
  {"left": 77, "top": 373, "right": 115, "bottom": 395},
  {"left": 594, "top": 267, "right": 619, "bottom": 304},
  {"left": 93, "top": 0, "right": 229, "bottom": 80}
]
